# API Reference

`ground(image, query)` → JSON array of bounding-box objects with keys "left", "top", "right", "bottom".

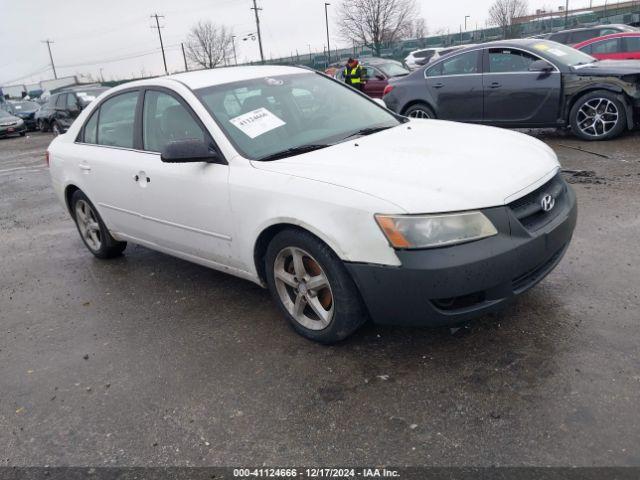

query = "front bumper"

[{"left": 346, "top": 177, "right": 577, "bottom": 327}]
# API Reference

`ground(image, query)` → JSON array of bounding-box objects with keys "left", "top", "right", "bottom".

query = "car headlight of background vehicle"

[{"left": 375, "top": 211, "right": 498, "bottom": 249}]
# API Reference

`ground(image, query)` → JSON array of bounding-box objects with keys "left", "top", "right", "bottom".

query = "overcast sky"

[{"left": 0, "top": 0, "right": 618, "bottom": 86}]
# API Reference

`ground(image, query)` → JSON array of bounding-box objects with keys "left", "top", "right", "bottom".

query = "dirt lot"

[{"left": 0, "top": 129, "right": 639, "bottom": 466}]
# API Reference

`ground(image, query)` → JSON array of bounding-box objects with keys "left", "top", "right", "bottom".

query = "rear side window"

[
  {"left": 623, "top": 36, "right": 640, "bottom": 52},
  {"left": 65, "top": 93, "right": 77, "bottom": 109},
  {"left": 488, "top": 49, "right": 538, "bottom": 73},
  {"left": 96, "top": 92, "right": 139, "bottom": 149},
  {"left": 548, "top": 32, "right": 568, "bottom": 44},
  {"left": 591, "top": 38, "right": 620, "bottom": 54},
  {"left": 142, "top": 90, "right": 205, "bottom": 153},
  {"left": 55, "top": 95, "right": 65, "bottom": 108},
  {"left": 569, "top": 29, "right": 597, "bottom": 44}
]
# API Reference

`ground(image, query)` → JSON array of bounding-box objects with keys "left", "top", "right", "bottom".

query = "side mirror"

[
  {"left": 161, "top": 139, "right": 225, "bottom": 164},
  {"left": 528, "top": 59, "right": 554, "bottom": 72},
  {"left": 375, "top": 74, "right": 385, "bottom": 81}
]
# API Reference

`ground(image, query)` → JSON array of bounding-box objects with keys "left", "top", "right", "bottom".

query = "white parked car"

[
  {"left": 404, "top": 48, "right": 443, "bottom": 70},
  {"left": 47, "top": 65, "right": 577, "bottom": 343}
]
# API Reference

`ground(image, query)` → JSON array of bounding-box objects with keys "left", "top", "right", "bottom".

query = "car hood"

[
  {"left": 250, "top": 120, "right": 560, "bottom": 213},
  {"left": 0, "top": 114, "right": 21, "bottom": 124},
  {"left": 573, "top": 60, "right": 640, "bottom": 76}
]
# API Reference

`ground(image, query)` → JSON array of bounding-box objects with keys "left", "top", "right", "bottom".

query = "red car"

[
  {"left": 574, "top": 32, "right": 640, "bottom": 60},
  {"left": 333, "top": 58, "right": 410, "bottom": 98}
]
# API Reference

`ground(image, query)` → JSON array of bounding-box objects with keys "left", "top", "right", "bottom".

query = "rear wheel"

[
  {"left": 570, "top": 90, "right": 626, "bottom": 141},
  {"left": 265, "top": 229, "right": 368, "bottom": 343},
  {"left": 404, "top": 103, "right": 435, "bottom": 119},
  {"left": 70, "top": 190, "right": 126, "bottom": 259}
]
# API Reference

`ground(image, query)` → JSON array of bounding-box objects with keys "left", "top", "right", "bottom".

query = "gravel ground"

[{"left": 0, "top": 129, "right": 639, "bottom": 467}]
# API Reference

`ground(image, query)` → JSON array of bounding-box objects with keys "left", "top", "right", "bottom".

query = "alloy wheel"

[
  {"left": 408, "top": 109, "right": 431, "bottom": 119},
  {"left": 75, "top": 199, "right": 102, "bottom": 251},
  {"left": 273, "top": 247, "right": 334, "bottom": 330},
  {"left": 576, "top": 98, "right": 619, "bottom": 138}
]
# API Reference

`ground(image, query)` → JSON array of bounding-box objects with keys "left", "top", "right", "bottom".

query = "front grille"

[{"left": 508, "top": 174, "right": 566, "bottom": 231}]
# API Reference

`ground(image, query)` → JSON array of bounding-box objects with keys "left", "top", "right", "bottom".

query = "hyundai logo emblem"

[{"left": 541, "top": 194, "right": 555, "bottom": 212}]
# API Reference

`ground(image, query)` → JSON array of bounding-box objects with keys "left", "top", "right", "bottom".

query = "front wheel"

[
  {"left": 404, "top": 103, "right": 436, "bottom": 119},
  {"left": 265, "top": 229, "right": 368, "bottom": 344},
  {"left": 570, "top": 91, "right": 626, "bottom": 141},
  {"left": 71, "top": 190, "right": 127, "bottom": 259}
]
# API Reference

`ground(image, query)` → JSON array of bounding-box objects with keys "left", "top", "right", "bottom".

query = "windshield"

[
  {"left": 11, "top": 101, "right": 39, "bottom": 111},
  {"left": 531, "top": 41, "right": 597, "bottom": 66},
  {"left": 378, "top": 62, "right": 410, "bottom": 77},
  {"left": 195, "top": 72, "right": 401, "bottom": 161}
]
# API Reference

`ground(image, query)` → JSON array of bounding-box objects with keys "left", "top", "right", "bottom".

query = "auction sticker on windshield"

[{"left": 230, "top": 107, "right": 286, "bottom": 139}]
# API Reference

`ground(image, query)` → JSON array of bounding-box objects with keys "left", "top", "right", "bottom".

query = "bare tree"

[
  {"left": 411, "top": 18, "right": 427, "bottom": 39},
  {"left": 185, "top": 21, "right": 233, "bottom": 69},
  {"left": 336, "top": 0, "right": 418, "bottom": 55},
  {"left": 488, "top": 0, "right": 528, "bottom": 39}
]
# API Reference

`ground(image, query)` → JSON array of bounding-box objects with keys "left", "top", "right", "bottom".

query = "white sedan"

[{"left": 47, "top": 65, "right": 577, "bottom": 343}]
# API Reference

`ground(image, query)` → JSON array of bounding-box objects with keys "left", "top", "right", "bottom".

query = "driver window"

[
  {"left": 488, "top": 49, "right": 538, "bottom": 73},
  {"left": 142, "top": 90, "right": 205, "bottom": 153},
  {"left": 592, "top": 38, "right": 620, "bottom": 54}
]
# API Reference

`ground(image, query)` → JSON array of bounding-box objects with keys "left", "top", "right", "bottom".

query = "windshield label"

[{"left": 229, "top": 107, "right": 286, "bottom": 139}]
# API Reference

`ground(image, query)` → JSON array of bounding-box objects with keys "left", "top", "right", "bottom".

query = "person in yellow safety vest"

[{"left": 343, "top": 58, "right": 366, "bottom": 92}]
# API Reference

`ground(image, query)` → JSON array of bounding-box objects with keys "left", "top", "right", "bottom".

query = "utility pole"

[
  {"left": 324, "top": 3, "right": 331, "bottom": 64},
  {"left": 231, "top": 36, "right": 238, "bottom": 65},
  {"left": 250, "top": 0, "right": 265, "bottom": 63},
  {"left": 151, "top": 13, "right": 168, "bottom": 75},
  {"left": 181, "top": 43, "right": 188, "bottom": 71},
  {"left": 564, "top": 0, "right": 569, "bottom": 28},
  {"left": 41, "top": 39, "right": 57, "bottom": 79},
  {"left": 464, "top": 15, "right": 470, "bottom": 30}
]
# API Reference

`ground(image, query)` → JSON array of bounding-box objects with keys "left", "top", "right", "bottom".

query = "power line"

[
  {"left": 41, "top": 39, "right": 57, "bottom": 79},
  {"left": 151, "top": 13, "right": 168, "bottom": 75},
  {"left": 250, "top": 0, "right": 265, "bottom": 63},
  {"left": 0, "top": 65, "right": 51, "bottom": 86}
]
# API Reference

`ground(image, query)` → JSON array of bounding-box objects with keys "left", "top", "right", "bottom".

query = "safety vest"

[{"left": 344, "top": 66, "right": 363, "bottom": 85}]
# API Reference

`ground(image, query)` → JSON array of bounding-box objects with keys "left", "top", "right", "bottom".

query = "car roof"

[
  {"left": 168, "top": 65, "right": 308, "bottom": 90},
  {"left": 550, "top": 24, "right": 635, "bottom": 34}
]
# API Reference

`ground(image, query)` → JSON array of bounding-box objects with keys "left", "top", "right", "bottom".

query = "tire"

[
  {"left": 19, "top": 132, "right": 26, "bottom": 137},
  {"left": 70, "top": 190, "right": 126, "bottom": 259},
  {"left": 51, "top": 121, "right": 61, "bottom": 136},
  {"left": 39, "top": 120, "right": 49, "bottom": 132},
  {"left": 570, "top": 90, "right": 627, "bottom": 141},
  {"left": 265, "top": 229, "right": 368, "bottom": 344},
  {"left": 404, "top": 102, "right": 436, "bottom": 119}
]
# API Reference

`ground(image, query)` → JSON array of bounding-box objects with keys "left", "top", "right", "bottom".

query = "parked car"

[
  {"left": 36, "top": 86, "right": 108, "bottom": 134},
  {"left": 543, "top": 24, "right": 638, "bottom": 46},
  {"left": 574, "top": 32, "right": 640, "bottom": 60},
  {"left": 405, "top": 48, "right": 443, "bottom": 70},
  {"left": 334, "top": 57, "right": 410, "bottom": 97},
  {"left": 414, "top": 45, "right": 480, "bottom": 67},
  {"left": 5, "top": 100, "right": 40, "bottom": 130},
  {"left": 383, "top": 39, "right": 640, "bottom": 141},
  {"left": 0, "top": 109, "right": 27, "bottom": 138},
  {"left": 47, "top": 65, "right": 576, "bottom": 343}
]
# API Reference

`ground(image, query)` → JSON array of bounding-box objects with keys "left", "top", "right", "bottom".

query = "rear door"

[
  {"left": 424, "top": 49, "right": 483, "bottom": 122},
  {"left": 482, "top": 47, "right": 561, "bottom": 125}
]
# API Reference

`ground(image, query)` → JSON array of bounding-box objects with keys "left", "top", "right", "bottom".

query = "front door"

[
  {"left": 136, "top": 89, "right": 234, "bottom": 266},
  {"left": 364, "top": 66, "right": 387, "bottom": 98},
  {"left": 424, "top": 50, "right": 483, "bottom": 122},
  {"left": 482, "top": 48, "right": 561, "bottom": 125}
]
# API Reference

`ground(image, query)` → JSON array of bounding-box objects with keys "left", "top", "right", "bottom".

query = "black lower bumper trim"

[{"left": 345, "top": 184, "right": 577, "bottom": 327}]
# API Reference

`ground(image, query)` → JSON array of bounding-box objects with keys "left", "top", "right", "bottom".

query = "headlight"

[
  {"left": 375, "top": 211, "right": 498, "bottom": 249},
  {"left": 16, "top": 119, "right": 24, "bottom": 126}
]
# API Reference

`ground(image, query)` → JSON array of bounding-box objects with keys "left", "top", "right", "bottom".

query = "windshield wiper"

[
  {"left": 341, "top": 125, "right": 394, "bottom": 141},
  {"left": 257, "top": 144, "right": 330, "bottom": 161}
]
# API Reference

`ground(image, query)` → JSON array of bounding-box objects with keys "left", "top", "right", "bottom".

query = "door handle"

[
  {"left": 78, "top": 163, "right": 91, "bottom": 172},
  {"left": 489, "top": 82, "right": 501, "bottom": 89},
  {"left": 433, "top": 82, "right": 445, "bottom": 88},
  {"left": 133, "top": 174, "right": 150, "bottom": 183}
]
